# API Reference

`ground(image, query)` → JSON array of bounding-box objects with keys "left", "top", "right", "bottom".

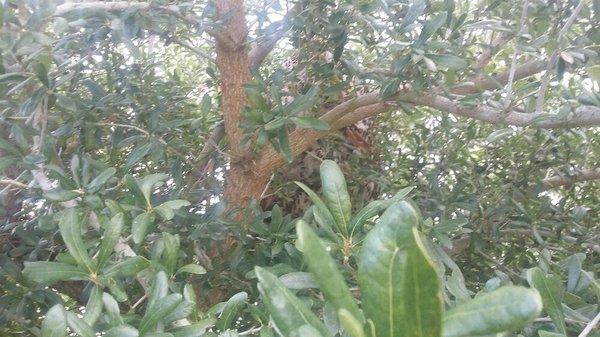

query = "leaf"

[
  {"left": 103, "top": 256, "right": 150, "bottom": 278},
  {"left": 380, "top": 78, "right": 401, "bottom": 99},
  {"left": 278, "top": 128, "right": 293, "bottom": 163},
  {"left": 296, "top": 221, "right": 363, "bottom": 322},
  {"left": 216, "top": 292, "right": 248, "bottom": 331},
  {"left": 401, "top": 0, "right": 426, "bottom": 29},
  {"left": 170, "top": 319, "right": 215, "bottom": 337},
  {"left": 139, "top": 293, "right": 183, "bottom": 334},
  {"left": 176, "top": 264, "right": 207, "bottom": 275},
  {"left": 426, "top": 54, "right": 468, "bottom": 69},
  {"left": 83, "top": 285, "right": 102, "bottom": 326},
  {"left": 255, "top": 267, "right": 330, "bottom": 337},
  {"left": 96, "top": 213, "right": 124, "bottom": 269},
  {"left": 295, "top": 182, "right": 338, "bottom": 240},
  {"left": 538, "top": 331, "right": 567, "bottom": 337},
  {"left": 125, "top": 142, "right": 152, "bottom": 169},
  {"left": 139, "top": 173, "right": 169, "bottom": 205},
  {"left": 103, "top": 292, "right": 124, "bottom": 326},
  {"left": 58, "top": 209, "right": 94, "bottom": 272},
  {"left": 148, "top": 271, "right": 169, "bottom": 310},
  {"left": 43, "top": 188, "right": 79, "bottom": 202},
  {"left": 23, "top": 261, "right": 88, "bottom": 285},
  {"left": 442, "top": 286, "right": 542, "bottom": 337},
  {"left": 154, "top": 200, "right": 190, "bottom": 220},
  {"left": 285, "top": 85, "right": 319, "bottom": 115},
  {"left": 264, "top": 117, "right": 289, "bottom": 131},
  {"left": 66, "top": 312, "right": 95, "bottom": 337},
  {"left": 105, "top": 325, "right": 139, "bottom": 337},
  {"left": 418, "top": 12, "right": 448, "bottom": 43},
  {"left": 163, "top": 232, "right": 180, "bottom": 274},
  {"left": 338, "top": 309, "right": 366, "bottom": 337},
  {"left": 357, "top": 202, "right": 442, "bottom": 337},
  {"left": 319, "top": 160, "right": 352, "bottom": 236},
  {"left": 349, "top": 187, "right": 413, "bottom": 234},
  {"left": 486, "top": 128, "right": 514, "bottom": 142},
  {"left": 527, "top": 268, "right": 567, "bottom": 334},
  {"left": 41, "top": 304, "right": 67, "bottom": 337},
  {"left": 291, "top": 117, "right": 330, "bottom": 131},
  {"left": 86, "top": 167, "right": 116, "bottom": 193},
  {"left": 279, "top": 272, "right": 318, "bottom": 289},
  {"left": 132, "top": 212, "right": 155, "bottom": 244}
]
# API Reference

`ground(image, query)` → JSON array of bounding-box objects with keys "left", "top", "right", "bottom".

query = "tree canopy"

[{"left": 0, "top": 0, "right": 599, "bottom": 336}]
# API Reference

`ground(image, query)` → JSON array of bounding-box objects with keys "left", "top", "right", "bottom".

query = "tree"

[{"left": 0, "top": 0, "right": 599, "bottom": 336}]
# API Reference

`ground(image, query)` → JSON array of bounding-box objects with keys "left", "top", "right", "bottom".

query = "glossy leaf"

[
  {"left": 255, "top": 267, "right": 330, "bottom": 337},
  {"left": 216, "top": 292, "right": 248, "bottom": 331},
  {"left": 103, "top": 256, "right": 149, "bottom": 278},
  {"left": 96, "top": 213, "right": 124, "bottom": 268},
  {"left": 442, "top": 286, "right": 542, "bottom": 337},
  {"left": 66, "top": 312, "right": 95, "bottom": 337},
  {"left": 176, "top": 263, "right": 207, "bottom": 275},
  {"left": 58, "top": 208, "right": 94, "bottom": 272},
  {"left": 349, "top": 187, "right": 413, "bottom": 234},
  {"left": 102, "top": 292, "right": 124, "bottom": 326},
  {"left": 527, "top": 267, "right": 567, "bottom": 334},
  {"left": 357, "top": 201, "right": 442, "bottom": 337},
  {"left": 23, "top": 261, "right": 88, "bottom": 284},
  {"left": 86, "top": 167, "right": 116, "bottom": 193},
  {"left": 43, "top": 188, "right": 79, "bottom": 202},
  {"left": 296, "top": 221, "right": 362, "bottom": 322},
  {"left": 148, "top": 271, "right": 169, "bottom": 310},
  {"left": 338, "top": 309, "right": 366, "bottom": 337},
  {"left": 105, "top": 325, "right": 139, "bottom": 337},
  {"left": 139, "top": 293, "right": 183, "bottom": 334},
  {"left": 170, "top": 318, "right": 215, "bottom": 337},
  {"left": 41, "top": 304, "right": 67, "bottom": 337},
  {"left": 83, "top": 285, "right": 102, "bottom": 326},
  {"left": 295, "top": 182, "right": 338, "bottom": 240},
  {"left": 132, "top": 212, "right": 155, "bottom": 244},
  {"left": 319, "top": 160, "right": 352, "bottom": 236}
]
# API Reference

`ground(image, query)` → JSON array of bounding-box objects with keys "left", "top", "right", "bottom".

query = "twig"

[
  {"left": 0, "top": 179, "right": 28, "bottom": 189},
  {"left": 534, "top": 0, "right": 587, "bottom": 114},
  {"left": 578, "top": 311, "right": 600, "bottom": 337},
  {"left": 504, "top": 0, "right": 529, "bottom": 109}
]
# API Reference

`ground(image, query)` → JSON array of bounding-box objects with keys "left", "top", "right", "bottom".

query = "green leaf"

[
  {"left": 96, "top": 213, "right": 124, "bottom": 269},
  {"left": 401, "top": 0, "right": 426, "bottom": 29},
  {"left": 176, "top": 264, "right": 207, "bottom": 275},
  {"left": 538, "top": 331, "right": 567, "bottom": 337},
  {"left": 86, "top": 167, "right": 116, "bottom": 193},
  {"left": 338, "top": 309, "right": 366, "bottom": 337},
  {"left": 148, "top": 271, "right": 169, "bottom": 310},
  {"left": 139, "top": 173, "right": 169, "bottom": 205},
  {"left": 357, "top": 202, "right": 442, "bottom": 337},
  {"left": 66, "top": 312, "right": 95, "bottom": 337},
  {"left": 285, "top": 85, "right": 319, "bottom": 115},
  {"left": 163, "top": 232, "right": 180, "bottom": 274},
  {"left": 442, "top": 286, "right": 542, "bottom": 337},
  {"left": 486, "top": 128, "right": 514, "bottom": 142},
  {"left": 426, "top": 54, "right": 468, "bottom": 69},
  {"left": 295, "top": 182, "right": 338, "bottom": 241},
  {"left": 291, "top": 117, "right": 330, "bottom": 131},
  {"left": 41, "top": 304, "right": 67, "bottom": 337},
  {"left": 139, "top": 293, "right": 183, "bottom": 334},
  {"left": 170, "top": 319, "right": 215, "bottom": 337},
  {"left": 83, "top": 285, "right": 102, "bottom": 326},
  {"left": 380, "top": 78, "right": 401, "bottom": 99},
  {"left": 103, "top": 256, "right": 149, "bottom": 278},
  {"left": 43, "top": 188, "right": 79, "bottom": 202},
  {"left": 279, "top": 272, "right": 317, "bottom": 289},
  {"left": 255, "top": 267, "right": 331, "bottom": 337},
  {"left": 23, "top": 261, "right": 88, "bottom": 285},
  {"left": 105, "top": 325, "right": 139, "bottom": 337},
  {"left": 418, "top": 12, "right": 448, "bottom": 43},
  {"left": 58, "top": 209, "right": 94, "bottom": 272},
  {"left": 296, "top": 221, "right": 363, "bottom": 322},
  {"left": 216, "top": 292, "right": 248, "bottom": 331},
  {"left": 349, "top": 187, "right": 413, "bottom": 234},
  {"left": 278, "top": 127, "right": 293, "bottom": 163},
  {"left": 320, "top": 160, "right": 352, "bottom": 236},
  {"left": 132, "top": 212, "right": 155, "bottom": 244},
  {"left": 154, "top": 200, "right": 190, "bottom": 220},
  {"left": 527, "top": 268, "right": 567, "bottom": 334},
  {"left": 125, "top": 142, "right": 152, "bottom": 169},
  {"left": 264, "top": 117, "right": 289, "bottom": 131},
  {"left": 103, "top": 292, "right": 124, "bottom": 326}
]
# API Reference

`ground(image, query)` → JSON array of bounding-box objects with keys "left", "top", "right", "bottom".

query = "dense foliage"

[{"left": 0, "top": 0, "right": 599, "bottom": 336}]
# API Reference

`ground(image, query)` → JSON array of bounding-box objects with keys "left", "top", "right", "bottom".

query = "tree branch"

[
  {"left": 54, "top": 1, "right": 149, "bottom": 16},
  {"left": 248, "top": 2, "right": 303, "bottom": 71},
  {"left": 542, "top": 168, "right": 600, "bottom": 189}
]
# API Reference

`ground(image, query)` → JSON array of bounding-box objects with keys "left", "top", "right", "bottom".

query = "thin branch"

[
  {"left": 0, "top": 179, "right": 28, "bottom": 189},
  {"left": 578, "top": 311, "right": 600, "bottom": 337},
  {"left": 474, "top": 33, "right": 514, "bottom": 70},
  {"left": 534, "top": 0, "right": 587, "bottom": 113},
  {"left": 54, "top": 1, "right": 150, "bottom": 16},
  {"left": 542, "top": 168, "right": 600, "bottom": 189},
  {"left": 504, "top": 0, "right": 529, "bottom": 108}
]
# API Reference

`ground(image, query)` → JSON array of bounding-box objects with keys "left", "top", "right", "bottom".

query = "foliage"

[{"left": 1, "top": 0, "right": 599, "bottom": 336}]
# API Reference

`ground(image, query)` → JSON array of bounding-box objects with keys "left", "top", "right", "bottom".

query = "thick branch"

[
  {"left": 54, "top": 1, "right": 149, "bottom": 16},
  {"left": 542, "top": 168, "right": 600, "bottom": 189}
]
